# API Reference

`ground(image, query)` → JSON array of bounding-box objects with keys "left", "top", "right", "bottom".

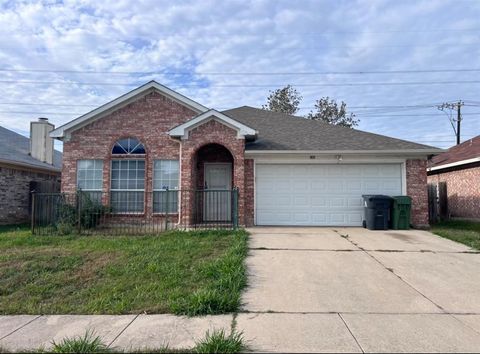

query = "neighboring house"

[
  {"left": 427, "top": 136, "right": 480, "bottom": 220},
  {"left": 0, "top": 119, "right": 62, "bottom": 225},
  {"left": 50, "top": 81, "right": 440, "bottom": 228}
]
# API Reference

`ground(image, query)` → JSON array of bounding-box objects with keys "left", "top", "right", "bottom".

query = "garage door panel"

[
  {"left": 311, "top": 180, "right": 327, "bottom": 191},
  {"left": 256, "top": 164, "right": 402, "bottom": 226},
  {"left": 346, "top": 180, "right": 362, "bottom": 192},
  {"left": 347, "top": 197, "right": 363, "bottom": 207}
]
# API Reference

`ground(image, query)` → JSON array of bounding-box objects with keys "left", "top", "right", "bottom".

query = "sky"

[{"left": 0, "top": 0, "right": 479, "bottom": 150}]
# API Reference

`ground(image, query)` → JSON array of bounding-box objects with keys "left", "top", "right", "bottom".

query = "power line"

[
  {"left": 1, "top": 68, "right": 480, "bottom": 76},
  {"left": 1, "top": 80, "right": 480, "bottom": 87},
  {"left": 0, "top": 111, "right": 477, "bottom": 118}
]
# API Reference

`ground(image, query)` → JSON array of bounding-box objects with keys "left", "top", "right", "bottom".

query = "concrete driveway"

[{"left": 238, "top": 227, "right": 480, "bottom": 353}]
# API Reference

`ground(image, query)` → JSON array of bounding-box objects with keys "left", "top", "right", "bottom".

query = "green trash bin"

[{"left": 391, "top": 196, "right": 412, "bottom": 230}]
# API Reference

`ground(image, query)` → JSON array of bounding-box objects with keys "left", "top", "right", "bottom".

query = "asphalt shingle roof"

[
  {"left": 223, "top": 106, "right": 439, "bottom": 151},
  {"left": 0, "top": 126, "right": 62, "bottom": 172},
  {"left": 428, "top": 135, "right": 480, "bottom": 168}
]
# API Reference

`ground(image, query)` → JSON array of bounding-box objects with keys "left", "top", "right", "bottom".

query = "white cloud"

[{"left": 0, "top": 0, "right": 479, "bottom": 149}]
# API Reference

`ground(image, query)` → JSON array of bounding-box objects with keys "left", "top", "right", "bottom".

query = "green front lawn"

[
  {"left": 431, "top": 220, "right": 480, "bottom": 250},
  {"left": 0, "top": 225, "right": 248, "bottom": 315}
]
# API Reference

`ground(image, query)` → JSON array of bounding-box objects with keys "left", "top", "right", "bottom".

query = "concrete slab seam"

[
  {"left": 107, "top": 313, "right": 140, "bottom": 348},
  {"left": 451, "top": 315, "right": 480, "bottom": 337},
  {"left": 0, "top": 315, "right": 43, "bottom": 341},
  {"left": 338, "top": 313, "right": 365, "bottom": 353},
  {"left": 333, "top": 230, "right": 447, "bottom": 314},
  {"left": 249, "top": 247, "right": 478, "bottom": 254}
]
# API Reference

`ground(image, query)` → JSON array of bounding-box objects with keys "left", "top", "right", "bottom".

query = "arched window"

[{"left": 112, "top": 137, "right": 145, "bottom": 155}]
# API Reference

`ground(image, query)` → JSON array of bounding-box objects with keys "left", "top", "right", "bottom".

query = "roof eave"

[
  {"left": 427, "top": 156, "right": 480, "bottom": 171},
  {"left": 168, "top": 109, "right": 257, "bottom": 139},
  {"left": 0, "top": 158, "right": 61, "bottom": 173},
  {"left": 245, "top": 148, "right": 444, "bottom": 155}
]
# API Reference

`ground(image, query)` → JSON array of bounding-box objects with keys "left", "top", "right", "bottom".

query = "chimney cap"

[{"left": 38, "top": 117, "right": 49, "bottom": 122}]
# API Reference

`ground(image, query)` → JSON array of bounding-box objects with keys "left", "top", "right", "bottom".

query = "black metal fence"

[{"left": 31, "top": 188, "right": 239, "bottom": 235}]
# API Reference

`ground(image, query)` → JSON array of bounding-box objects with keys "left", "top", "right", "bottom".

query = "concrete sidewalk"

[{"left": 0, "top": 314, "right": 233, "bottom": 352}]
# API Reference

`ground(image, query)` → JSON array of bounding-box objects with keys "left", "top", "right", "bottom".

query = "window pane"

[
  {"left": 112, "top": 138, "right": 145, "bottom": 155},
  {"left": 110, "top": 160, "right": 145, "bottom": 193},
  {"left": 111, "top": 191, "right": 144, "bottom": 213},
  {"left": 153, "top": 191, "right": 178, "bottom": 213},
  {"left": 77, "top": 160, "right": 103, "bottom": 191},
  {"left": 153, "top": 159, "right": 179, "bottom": 191}
]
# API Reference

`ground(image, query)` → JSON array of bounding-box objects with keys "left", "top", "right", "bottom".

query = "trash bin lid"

[
  {"left": 392, "top": 196, "right": 412, "bottom": 204},
  {"left": 362, "top": 195, "right": 393, "bottom": 201}
]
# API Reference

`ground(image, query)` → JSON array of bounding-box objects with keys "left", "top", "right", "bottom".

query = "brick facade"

[
  {"left": 406, "top": 159, "right": 429, "bottom": 227},
  {"left": 62, "top": 92, "right": 248, "bottom": 225},
  {"left": 0, "top": 165, "right": 60, "bottom": 225},
  {"left": 62, "top": 91, "right": 197, "bottom": 220},
  {"left": 244, "top": 159, "right": 254, "bottom": 226},
  {"left": 428, "top": 164, "right": 480, "bottom": 219}
]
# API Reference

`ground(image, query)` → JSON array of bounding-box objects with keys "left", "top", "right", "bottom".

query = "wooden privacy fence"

[
  {"left": 31, "top": 189, "right": 239, "bottom": 236},
  {"left": 428, "top": 182, "right": 448, "bottom": 223}
]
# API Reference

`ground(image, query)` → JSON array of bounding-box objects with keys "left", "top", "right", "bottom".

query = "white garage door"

[{"left": 256, "top": 164, "right": 403, "bottom": 226}]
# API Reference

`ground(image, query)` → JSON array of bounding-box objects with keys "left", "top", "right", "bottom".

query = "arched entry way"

[{"left": 193, "top": 143, "right": 234, "bottom": 223}]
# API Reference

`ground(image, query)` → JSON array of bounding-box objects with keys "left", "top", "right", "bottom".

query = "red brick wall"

[
  {"left": 62, "top": 92, "right": 250, "bottom": 226},
  {"left": 62, "top": 90, "right": 197, "bottom": 219},
  {"left": 0, "top": 165, "right": 60, "bottom": 225},
  {"left": 428, "top": 165, "right": 480, "bottom": 219},
  {"left": 406, "top": 159, "right": 429, "bottom": 227},
  {"left": 244, "top": 159, "right": 254, "bottom": 226}
]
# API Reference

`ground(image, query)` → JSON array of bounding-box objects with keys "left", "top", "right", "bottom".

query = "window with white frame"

[
  {"left": 110, "top": 160, "right": 145, "bottom": 213},
  {"left": 153, "top": 160, "right": 179, "bottom": 213},
  {"left": 77, "top": 160, "right": 103, "bottom": 190},
  {"left": 112, "top": 137, "right": 145, "bottom": 155}
]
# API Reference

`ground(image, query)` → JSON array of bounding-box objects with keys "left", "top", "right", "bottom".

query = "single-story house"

[
  {"left": 427, "top": 136, "right": 480, "bottom": 220},
  {"left": 50, "top": 81, "right": 441, "bottom": 228},
  {"left": 0, "top": 119, "right": 62, "bottom": 225}
]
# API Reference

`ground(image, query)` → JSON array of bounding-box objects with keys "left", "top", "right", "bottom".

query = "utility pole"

[
  {"left": 456, "top": 101, "right": 461, "bottom": 145},
  {"left": 438, "top": 100, "right": 464, "bottom": 145}
]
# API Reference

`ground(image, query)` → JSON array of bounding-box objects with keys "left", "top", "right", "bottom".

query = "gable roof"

[
  {"left": 50, "top": 81, "right": 209, "bottom": 139},
  {"left": 0, "top": 126, "right": 62, "bottom": 172},
  {"left": 169, "top": 109, "right": 257, "bottom": 139},
  {"left": 223, "top": 106, "right": 442, "bottom": 154},
  {"left": 428, "top": 135, "right": 480, "bottom": 171}
]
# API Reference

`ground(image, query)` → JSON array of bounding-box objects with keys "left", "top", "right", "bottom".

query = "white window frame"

[
  {"left": 153, "top": 159, "right": 179, "bottom": 214},
  {"left": 77, "top": 159, "right": 103, "bottom": 192},
  {"left": 110, "top": 159, "right": 145, "bottom": 214}
]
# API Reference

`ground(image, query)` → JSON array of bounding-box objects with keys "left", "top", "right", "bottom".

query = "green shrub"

[{"left": 54, "top": 192, "right": 111, "bottom": 233}]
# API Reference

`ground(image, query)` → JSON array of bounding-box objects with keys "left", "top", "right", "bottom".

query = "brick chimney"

[{"left": 30, "top": 117, "right": 55, "bottom": 165}]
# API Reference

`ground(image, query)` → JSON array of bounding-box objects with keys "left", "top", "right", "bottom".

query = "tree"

[
  {"left": 262, "top": 85, "right": 302, "bottom": 115},
  {"left": 307, "top": 97, "right": 359, "bottom": 128}
]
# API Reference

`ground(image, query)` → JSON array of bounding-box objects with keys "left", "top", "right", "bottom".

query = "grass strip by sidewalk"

[
  {"left": 430, "top": 220, "right": 480, "bottom": 250},
  {"left": 3, "top": 329, "right": 247, "bottom": 353},
  {"left": 0, "top": 225, "right": 248, "bottom": 315}
]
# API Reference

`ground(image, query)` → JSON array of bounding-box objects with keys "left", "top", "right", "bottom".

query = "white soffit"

[{"left": 168, "top": 109, "right": 257, "bottom": 139}]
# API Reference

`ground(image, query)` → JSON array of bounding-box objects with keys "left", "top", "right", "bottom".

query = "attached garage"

[{"left": 255, "top": 163, "right": 403, "bottom": 226}]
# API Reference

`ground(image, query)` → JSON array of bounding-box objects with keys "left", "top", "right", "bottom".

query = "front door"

[{"left": 204, "top": 163, "right": 232, "bottom": 222}]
